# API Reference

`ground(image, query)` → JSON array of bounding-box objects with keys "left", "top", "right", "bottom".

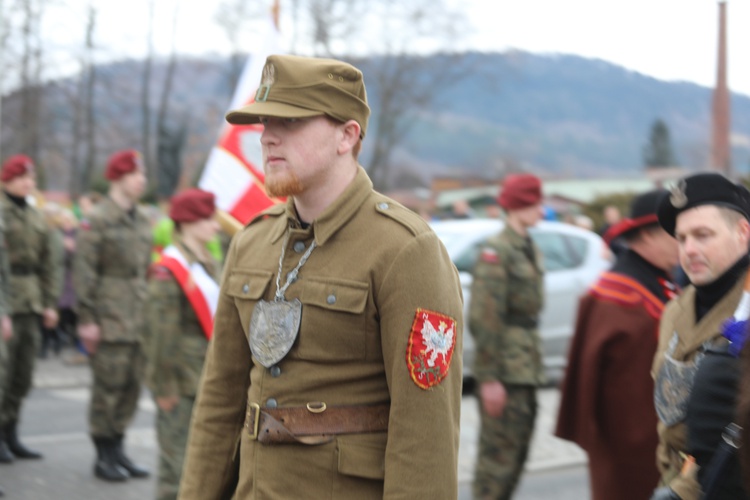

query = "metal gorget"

[
  {"left": 654, "top": 332, "right": 709, "bottom": 426},
  {"left": 249, "top": 231, "right": 316, "bottom": 367}
]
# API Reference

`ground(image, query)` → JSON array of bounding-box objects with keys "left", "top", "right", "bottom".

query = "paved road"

[{"left": 0, "top": 354, "right": 591, "bottom": 499}]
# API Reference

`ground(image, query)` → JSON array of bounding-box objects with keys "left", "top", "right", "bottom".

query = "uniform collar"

[
  {"left": 503, "top": 223, "right": 532, "bottom": 247},
  {"left": 269, "top": 166, "right": 372, "bottom": 246},
  {"left": 102, "top": 196, "right": 142, "bottom": 225}
]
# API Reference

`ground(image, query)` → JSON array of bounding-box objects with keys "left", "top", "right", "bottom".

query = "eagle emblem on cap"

[
  {"left": 255, "top": 63, "right": 276, "bottom": 102},
  {"left": 669, "top": 179, "right": 688, "bottom": 208}
]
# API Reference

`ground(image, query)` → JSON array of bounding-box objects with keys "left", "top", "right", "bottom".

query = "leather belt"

[{"left": 246, "top": 402, "right": 390, "bottom": 445}]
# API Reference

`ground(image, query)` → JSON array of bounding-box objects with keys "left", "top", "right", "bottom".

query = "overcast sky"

[{"left": 39, "top": 0, "right": 750, "bottom": 95}]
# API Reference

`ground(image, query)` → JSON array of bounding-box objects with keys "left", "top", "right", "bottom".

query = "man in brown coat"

[
  {"left": 73, "top": 150, "right": 152, "bottom": 482},
  {"left": 555, "top": 190, "right": 679, "bottom": 500},
  {"left": 179, "top": 55, "right": 464, "bottom": 499}
]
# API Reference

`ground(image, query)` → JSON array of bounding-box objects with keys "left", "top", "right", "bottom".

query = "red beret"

[
  {"left": 169, "top": 188, "right": 216, "bottom": 223},
  {"left": 105, "top": 150, "right": 142, "bottom": 181},
  {"left": 1, "top": 155, "right": 34, "bottom": 183},
  {"left": 498, "top": 174, "right": 542, "bottom": 210}
]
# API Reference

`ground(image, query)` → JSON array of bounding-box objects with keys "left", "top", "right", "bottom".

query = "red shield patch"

[{"left": 407, "top": 309, "right": 457, "bottom": 390}]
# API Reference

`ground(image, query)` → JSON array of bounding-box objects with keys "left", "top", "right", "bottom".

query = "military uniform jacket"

[
  {"left": 468, "top": 223, "right": 545, "bottom": 386},
  {"left": 0, "top": 212, "right": 11, "bottom": 318},
  {"left": 145, "top": 238, "right": 220, "bottom": 398},
  {"left": 652, "top": 273, "right": 747, "bottom": 500},
  {"left": 0, "top": 194, "right": 60, "bottom": 315},
  {"left": 180, "top": 167, "right": 464, "bottom": 500},
  {"left": 72, "top": 196, "right": 152, "bottom": 343}
]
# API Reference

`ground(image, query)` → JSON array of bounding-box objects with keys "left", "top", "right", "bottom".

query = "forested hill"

[{"left": 10, "top": 50, "right": 750, "bottom": 192}]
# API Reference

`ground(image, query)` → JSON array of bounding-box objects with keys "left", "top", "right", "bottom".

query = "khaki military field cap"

[{"left": 226, "top": 54, "right": 371, "bottom": 138}]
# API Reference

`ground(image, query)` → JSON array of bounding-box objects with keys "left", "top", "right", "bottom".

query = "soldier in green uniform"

[
  {"left": 179, "top": 55, "right": 463, "bottom": 499},
  {"left": 469, "top": 173, "right": 546, "bottom": 500},
  {"left": 0, "top": 155, "right": 60, "bottom": 462},
  {"left": 144, "top": 188, "right": 220, "bottom": 500},
  {"left": 73, "top": 150, "right": 152, "bottom": 482},
  {"left": 0, "top": 173, "right": 14, "bottom": 497}
]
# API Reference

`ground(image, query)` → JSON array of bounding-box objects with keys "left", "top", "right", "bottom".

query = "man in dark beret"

[
  {"left": 180, "top": 55, "right": 463, "bottom": 499},
  {"left": 0, "top": 155, "right": 60, "bottom": 464},
  {"left": 651, "top": 173, "right": 750, "bottom": 500},
  {"left": 144, "top": 188, "right": 221, "bottom": 500},
  {"left": 469, "top": 173, "right": 546, "bottom": 500},
  {"left": 556, "top": 190, "right": 679, "bottom": 500},
  {"left": 72, "top": 149, "right": 152, "bottom": 482}
]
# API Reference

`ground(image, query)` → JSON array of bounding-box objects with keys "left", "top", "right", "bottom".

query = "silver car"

[{"left": 431, "top": 218, "right": 612, "bottom": 388}]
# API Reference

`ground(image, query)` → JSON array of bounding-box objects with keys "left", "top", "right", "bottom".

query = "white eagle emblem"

[{"left": 421, "top": 316, "right": 455, "bottom": 367}]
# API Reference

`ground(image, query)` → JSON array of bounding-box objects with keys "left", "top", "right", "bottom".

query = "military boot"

[
  {"left": 4, "top": 422, "right": 41, "bottom": 459},
  {"left": 0, "top": 428, "right": 14, "bottom": 464},
  {"left": 93, "top": 437, "right": 128, "bottom": 482},
  {"left": 112, "top": 434, "right": 150, "bottom": 478}
]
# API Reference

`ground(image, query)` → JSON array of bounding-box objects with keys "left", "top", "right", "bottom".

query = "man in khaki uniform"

[
  {"left": 180, "top": 55, "right": 463, "bottom": 499},
  {"left": 144, "top": 189, "right": 221, "bottom": 500},
  {"left": 73, "top": 150, "right": 152, "bottom": 482},
  {"left": 0, "top": 155, "right": 60, "bottom": 462},
  {"left": 651, "top": 173, "right": 750, "bottom": 500},
  {"left": 469, "top": 174, "right": 546, "bottom": 500}
]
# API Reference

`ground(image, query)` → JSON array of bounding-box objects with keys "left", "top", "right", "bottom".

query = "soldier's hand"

[
  {"left": 480, "top": 380, "right": 507, "bottom": 418},
  {"left": 156, "top": 395, "right": 180, "bottom": 412},
  {"left": 78, "top": 323, "right": 101, "bottom": 355},
  {"left": 0, "top": 315, "right": 12, "bottom": 341},
  {"left": 42, "top": 308, "right": 59, "bottom": 329}
]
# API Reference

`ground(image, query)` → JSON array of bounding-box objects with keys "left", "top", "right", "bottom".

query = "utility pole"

[{"left": 711, "top": 0, "right": 731, "bottom": 175}]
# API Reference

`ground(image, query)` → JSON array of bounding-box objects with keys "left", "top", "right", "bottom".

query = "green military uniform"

[
  {"left": 144, "top": 237, "right": 220, "bottom": 500},
  {"left": 652, "top": 276, "right": 746, "bottom": 500},
  {"left": 469, "top": 223, "right": 545, "bottom": 500},
  {"left": 72, "top": 196, "right": 152, "bottom": 439},
  {"left": 0, "top": 193, "right": 60, "bottom": 427},
  {"left": 180, "top": 167, "right": 464, "bottom": 499},
  {"left": 0, "top": 211, "right": 11, "bottom": 424}
]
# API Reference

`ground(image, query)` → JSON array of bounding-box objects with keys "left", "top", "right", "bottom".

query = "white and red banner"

[
  {"left": 159, "top": 245, "right": 220, "bottom": 340},
  {"left": 198, "top": 17, "right": 285, "bottom": 225}
]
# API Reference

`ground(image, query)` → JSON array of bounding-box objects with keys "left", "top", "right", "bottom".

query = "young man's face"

[
  {"left": 259, "top": 115, "right": 342, "bottom": 198},
  {"left": 675, "top": 205, "right": 750, "bottom": 286},
  {"left": 513, "top": 202, "right": 545, "bottom": 228},
  {"left": 4, "top": 172, "right": 36, "bottom": 198},
  {"left": 118, "top": 167, "right": 147, "bottom": 201}
]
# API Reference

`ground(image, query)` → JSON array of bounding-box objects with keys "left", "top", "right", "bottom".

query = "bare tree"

[
  {"left": 141, "top": 0, "right": 156, "bottom": 182},
  {"left": 154, "top": 1, "right": 183, "bottom": 198},
  {"left": 77, "top": 4, "right": 98, "bottom": 195},
  {"left": 213, "top": 0, "right": 266, "bottom": 97},
  {"left": 291, "top": 0, "right": 470, "bottom": 190}
]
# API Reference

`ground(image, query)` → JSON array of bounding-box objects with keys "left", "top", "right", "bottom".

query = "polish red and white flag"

[{"left": 198, "top": 14, "right": 284, "bottom": 225}]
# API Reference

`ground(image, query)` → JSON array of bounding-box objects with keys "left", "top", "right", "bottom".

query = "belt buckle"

[{"left": 249, "top": 402, "right": 260, "bottom": 440}]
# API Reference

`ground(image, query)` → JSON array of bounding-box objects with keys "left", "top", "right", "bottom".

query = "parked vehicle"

[{"left": 431, "top": 218, "right": 612, "bottom": 388}]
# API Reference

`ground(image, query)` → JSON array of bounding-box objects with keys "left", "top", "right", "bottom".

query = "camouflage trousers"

[
  {"left": 473, "top": 385, "right": 537, "bottom": 500},
  {"left": 89, "top": 341, "right": 145, "bottom": 438},
  {"left": 1, "top": 314, "right": 40, "bottom": 425},
  {"left": 156, "top": 396, "right": 195, "bottom": 500}
]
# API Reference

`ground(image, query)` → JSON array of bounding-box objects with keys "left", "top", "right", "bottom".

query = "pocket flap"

[
  {"left": 302, "top": 278, "right": 369, "bottom": 314},
  {"left": 337, "top": 440, "right": 386, "bottom": 480},
  {"left": 225, "top": 271, "right": 273, "bottom": 300}
]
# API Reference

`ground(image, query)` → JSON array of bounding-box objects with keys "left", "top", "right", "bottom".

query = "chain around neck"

[{"left": 275, "top": 231, "right": 317, "bottom": 301}]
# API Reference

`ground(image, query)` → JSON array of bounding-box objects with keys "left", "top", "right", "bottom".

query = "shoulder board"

[
  {"left": 247, "top": 203, "right": 286, "bottom": 227},
  {"left": 589, "top": 272, "right": 664, "bottom": 319},
  {"left": 374, "top": 198, "right": 428, "bottom": 236}
]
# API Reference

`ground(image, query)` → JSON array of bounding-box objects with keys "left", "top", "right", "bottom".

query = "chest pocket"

[
  {"left": 226, "top": 270, "right": 273, "bottom": 338},
  {"left": 297, "top": 277, "right": 369, "bottom": 361}
]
